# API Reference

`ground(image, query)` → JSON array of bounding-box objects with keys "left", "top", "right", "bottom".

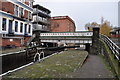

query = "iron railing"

[
  {"left": 27, "top": 34, "right": 36, "bottom": 46},
  {"left": 100, "top": 34, "right": 120, "bottom": 63}
]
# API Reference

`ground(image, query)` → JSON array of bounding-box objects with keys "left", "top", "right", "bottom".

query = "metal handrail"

[
  {"left": 27, "top": 34, "right": 36, "bottom": 46},
  {"left": 100, "top": 34, "right": 120, "bottom": 61}
]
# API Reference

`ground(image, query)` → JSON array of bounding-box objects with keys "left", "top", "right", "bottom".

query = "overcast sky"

[{"left": 34, "top": 0, "right": 119, "bottom": 31}]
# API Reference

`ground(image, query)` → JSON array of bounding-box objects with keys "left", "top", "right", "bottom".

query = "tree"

[
  {"left": 100, "top": 22, "right": 112, "bottom": 37},
  {"left": 85, "top": 19, "right": 112, "bottom": 37}
]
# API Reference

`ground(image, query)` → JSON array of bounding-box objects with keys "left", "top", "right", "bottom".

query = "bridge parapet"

[{"left": 40, "top": 31, "right": 93, "bottom": 37}]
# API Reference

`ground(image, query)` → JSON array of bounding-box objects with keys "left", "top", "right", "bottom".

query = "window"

[
  {"left": 2, "top": 18, "right": 6, "bottom": 31},
  {"left": 29, "top": 0, "right": 33, "bottom": 7},
  {"left": 8, "top": 20, "right": 13, "bottom": 33},
  {"left": 20, "top": 23, "right": 23, "bottom": 33},
  {"left": 21, "top": 8, "right": 24, "bottom": 16},
  {"left": 24, "top": 24, "right": 27, "bottom": 34},
  {"left": 28, "top": 12, "right": 32, "bottom": 19},
  {"left": 19, "top": 7, "right": 24, "bottom": 17},
  {"left": 15, "top": 5, "right": 19, "bottom": 16},
  {"left": 15, "top": 21, "right": 18, "bottom": 32},
  {"left": 28, "top": 25, "right": 31, "bottom": 33}
]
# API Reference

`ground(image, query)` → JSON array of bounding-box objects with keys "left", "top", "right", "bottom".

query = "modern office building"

[
  {"left": 32, "top": 4, "right": 51, "bottom": 33},
  {"left": 0, "top": 0, "right": 34, "bottom": 49},
  {"left": 50, "top": 16, "right": 76, "bottom": 32}
]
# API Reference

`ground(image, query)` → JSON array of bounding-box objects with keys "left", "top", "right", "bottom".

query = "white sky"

[
  {"left": 34, "top": 0, "right": 119, "bottom": 2},
  {"left": 34, "top": 0, "right": 119, "bottom": 31}
]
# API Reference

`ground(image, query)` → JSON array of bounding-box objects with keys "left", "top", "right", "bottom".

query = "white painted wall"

[{"left": 0, "top": 15, "right": 32, "bottom": 36}]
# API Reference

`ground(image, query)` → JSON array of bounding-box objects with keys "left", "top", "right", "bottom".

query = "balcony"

[
  {"left": 33, "top": 24, "right": 50, "bottom": 32},
  {"left": 33, "top": 9, "right": 51, "bottom": 18},
  {"left": 33, "top": 16, "right": 50, "bottom": 24}
]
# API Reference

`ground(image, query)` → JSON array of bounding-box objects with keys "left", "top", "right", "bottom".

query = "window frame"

[
  {"left": 15, "top": 5, "right": 19, "bottom": 16},
  {"left": 28, "top": 12, "right": 32, "bottom": 19},
  {"left": 19, "top": 7, "right": 24, "bottom": 17},
  {"left": 15, "top": 21, "right": 18, "bottom": 32},
  {"left": 28, "top": 25, "right": 31, "bottom": 33},
  {"left": 29, "top": 0, "right": 33, "bottom": 7},
  {"left": 20, "top": 23, "right": 23, "bottom": 33},
  {"left": 2, "top": 18, "right": 7, "bottom": 31},
  {"left": 21, "top": 8, "right": 24, "bottom": 16}
]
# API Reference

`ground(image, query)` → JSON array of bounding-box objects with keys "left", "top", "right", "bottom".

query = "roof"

[
  {"left": 51, "top": 16, "right": 75, "bottom": 26},
  {"left": 110, "top": 27, "right": 120, "bottom": 32},
  {"left": 33, "top": 4, "right": 51, "bottom": 14}
]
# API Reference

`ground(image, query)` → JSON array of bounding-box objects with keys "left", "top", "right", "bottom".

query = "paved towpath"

[{"left": 70, "top": 55, "right": 114, "bottom": 78}]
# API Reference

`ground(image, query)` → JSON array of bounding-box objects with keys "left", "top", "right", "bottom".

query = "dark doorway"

[{"left": 85, "top": 43, "right": 90, "bottom": 53}]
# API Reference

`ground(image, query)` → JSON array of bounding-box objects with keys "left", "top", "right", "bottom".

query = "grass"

[{"left": 3, "top": 50, "right": 88, "bottom": 78}]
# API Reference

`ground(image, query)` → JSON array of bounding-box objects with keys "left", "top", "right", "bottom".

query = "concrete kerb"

[{"left": 73, "top": 52, "right": 89, "bottom": 72}]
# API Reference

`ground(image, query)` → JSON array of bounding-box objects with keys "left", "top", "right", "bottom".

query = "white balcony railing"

[
  {"left": 33, "top": 9, "right": 50, "bottom": 17},
  {"left": 33, "top": 16, "right": 50, "bottom": 24},
  {"left": 33, "top": 24, "right": 49, "bottom": 31}
]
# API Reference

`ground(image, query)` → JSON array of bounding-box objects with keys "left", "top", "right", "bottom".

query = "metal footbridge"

[{"left": 40, "top": 31, "right": 93, "bottom": 44}]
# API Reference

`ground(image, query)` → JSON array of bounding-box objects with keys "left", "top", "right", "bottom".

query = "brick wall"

[
  {"left": 0, "top": 0, "right": 32, "bottom": 48},
  {"left": 1, "top": 38, "right": 21, "bottom": 47},
  {"left": 24, "top": 37, "right": 31, "bottom": 45},
  {"left": 0, "top": 1, "right": 30, "bottom": 20},
  {"left": 0, "top": 36, "right": 31, "bottom": 48},
  {"left": 24, "top": 10, "right": 28, "bottom": 19},
  {"left": 50, "top": 16, "right": 76, "bottom": 32},
  {"left": 25, "top": 0, "right": 29, "bottom": 5},
  {"left": 0, "top": 1, "right": 14, "bottom": 15}
]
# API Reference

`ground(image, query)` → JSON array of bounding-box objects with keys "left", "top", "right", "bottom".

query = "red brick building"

[
  {"left": 0, "top": 0, "right": 33, "bottom": 49},
  {"left": 50, "top": 16, "right": 76, "bottom": 32}
]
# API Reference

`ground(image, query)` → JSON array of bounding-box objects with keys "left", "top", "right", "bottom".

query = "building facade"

[
  {"left": 110, "top": 27, "right": 120, "bottom": 47},
  {"left": 32, "top": 4, "right": 51, "bottom": 33},
  {"left": 50, "top": 16, "right": 76, "bottom": 32},
  {"left": 0, "top": 0, "right": 34, "bottom": 49},
  {"left": 118, "top": 1, "right": 120, "bottom": 27},
  {"left": 110, "top": 27, "right": 120, "bottom": 38}
]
